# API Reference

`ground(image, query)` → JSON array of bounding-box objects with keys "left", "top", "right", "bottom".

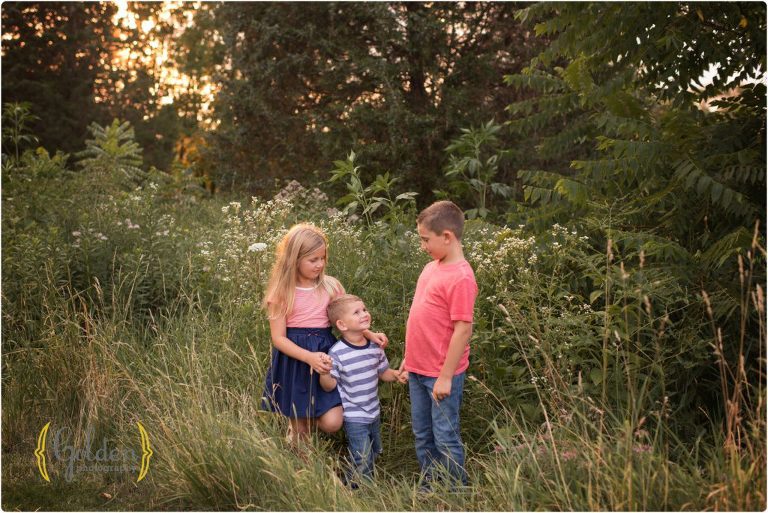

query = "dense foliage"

[
  {"left": 204, "top": 2, "right": 541, "bottom": 196},
  {"left": 501, "top": 3, "right": 766, "bottom": 431},
  {"left": 1, "top": 2, "right": 116, "bottom": 154},
  {"left": 0, "top": 2, "right": 200, "bottom": 171}
]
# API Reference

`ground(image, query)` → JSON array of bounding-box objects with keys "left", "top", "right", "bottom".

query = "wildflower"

[
  {"left": 632, "top": 444, "right": 652, "bottom": 454},
  {"left": 124, "top": 217, "right": 140, "bottom": 230},
  {"left": 72, "top": 231, "right": 81, "bottom": 237},
  {"left": 560, "top": 450, "right": 577, "bottom": 461},
  {"left": 248, "top": 242, "right": 267, "bottom": 252}
]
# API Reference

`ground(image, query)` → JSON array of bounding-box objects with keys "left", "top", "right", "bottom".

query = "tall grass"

[{"left": 2, "top": 152, "right": 765, "bottom": 510}]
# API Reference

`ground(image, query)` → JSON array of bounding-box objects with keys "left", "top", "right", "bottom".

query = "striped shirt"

[{"left": 328, "top": 338, "right": 389, "bottom": 423}]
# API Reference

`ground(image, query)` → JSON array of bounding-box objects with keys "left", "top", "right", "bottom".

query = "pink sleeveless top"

[{"left": 286, "top": 286, "right": 332, "bottom": 327}]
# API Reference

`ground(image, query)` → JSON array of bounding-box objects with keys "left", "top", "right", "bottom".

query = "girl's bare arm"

[
  {"left": 269, "top": 315, "right": 332, "bottom": 374},
  {"left": 363, "top": 329, "right": 389, "bottom": 348}
]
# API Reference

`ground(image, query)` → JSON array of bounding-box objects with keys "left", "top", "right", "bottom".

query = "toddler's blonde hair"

[
  {"left": 327, "top": 294, "right": 363, "bottom": 328},
  {"left": 263, "top": 223, "right": 343, "bottom": 319}
]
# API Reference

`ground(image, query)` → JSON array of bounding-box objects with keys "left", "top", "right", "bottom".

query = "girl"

[{"left": 262, "top": 223, "right": 388, "bottom": 443}]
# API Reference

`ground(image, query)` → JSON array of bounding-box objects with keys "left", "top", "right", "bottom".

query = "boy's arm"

[
  {"left": 319, "top": 373, "right": 337, "bottom": 392},
  {"left": 397, "top": 358, "right": 408, "bottom": 383},
  {"left": 379, "top": 368, "right": 400, "bottom": 383},
  {"left": 432, "top": 320, "right": 472, "bottom": 402}
]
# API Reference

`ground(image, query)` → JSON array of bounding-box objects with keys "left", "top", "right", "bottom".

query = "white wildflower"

[{"left": 248, "top": 242, "right": 267, "bottom": 252}]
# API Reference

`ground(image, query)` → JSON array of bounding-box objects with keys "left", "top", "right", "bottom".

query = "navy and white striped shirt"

[{"left": 328, "top": 338, "right": 389, "bottom": 423}]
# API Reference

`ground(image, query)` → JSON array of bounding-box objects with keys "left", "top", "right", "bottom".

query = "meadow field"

[{"left": 2, "top": 143, "right": 765, "bottom": 510}]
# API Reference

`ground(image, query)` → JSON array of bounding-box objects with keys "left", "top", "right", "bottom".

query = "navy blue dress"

[{"left": 262, "top": 327, "right": 342, "bottom": 418}]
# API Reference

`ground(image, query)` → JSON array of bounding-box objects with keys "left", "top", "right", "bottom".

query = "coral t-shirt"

[{"left": 404, "top": 259, "right": 478, "bottom": 377}]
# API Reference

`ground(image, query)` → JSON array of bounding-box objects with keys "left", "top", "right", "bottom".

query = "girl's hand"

[
  {"left": 307, "top": 352, "right": 332, "bottom": 375},
  {"left": 369, "top": 331, "right": 389, "bottom": 349}
]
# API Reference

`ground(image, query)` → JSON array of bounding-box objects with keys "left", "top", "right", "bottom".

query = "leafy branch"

[{"left": 328, "top": 151, "right": 417, "bottom": 229}]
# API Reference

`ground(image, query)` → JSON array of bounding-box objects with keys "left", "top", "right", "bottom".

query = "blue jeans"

[
  {"left": 408, "top": 372, "right": 467, "bottom": 486},
  {"left": 344, "top": 417, "right": 382, "bottom": 482}
]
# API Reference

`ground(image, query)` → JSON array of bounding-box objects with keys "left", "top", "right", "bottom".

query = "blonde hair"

[
  {"left": 417, "top": 200, "right": 465, "bottom": 240},
  {"left": 263, "top": 223, "right": 343, "bottom": 319},
  {"left": 327, "top": 294, "right": 363, "bottom": 328}
]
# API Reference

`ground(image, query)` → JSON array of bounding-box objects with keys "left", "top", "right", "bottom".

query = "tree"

[
  {"left": 1, "top": 2, "right": 212, "bottom": 172},
  {"left": 203, "top": 2, "right": 542, "bottom": 198},
  {"left": 501, "top": 2, "right": 766, "bottom": 426},
  {"left": 1, "top": 2, "right": 116, "bottom": 154},
  {"left": 505, "top": 2, "right": 765, "bottom": 244},
  {"left": 97, "top": 2, "right": 214, "bottom": 172}
]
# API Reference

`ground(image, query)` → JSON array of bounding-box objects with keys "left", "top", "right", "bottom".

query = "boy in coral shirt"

[{"left": 398, "top": 200, "right": 478, "bottom": 488}]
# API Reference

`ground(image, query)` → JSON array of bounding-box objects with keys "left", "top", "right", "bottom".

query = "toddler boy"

[{"left": 320, "top": 294, "right": 400, "bottom": 484}]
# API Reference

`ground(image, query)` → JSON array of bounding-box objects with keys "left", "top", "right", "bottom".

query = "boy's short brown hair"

[
  {"left": 327, "top": 294, "right": 363, "bottom": 327},
  {"left": 417, "top": 200, "right": 465, "bottom": 240}
]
